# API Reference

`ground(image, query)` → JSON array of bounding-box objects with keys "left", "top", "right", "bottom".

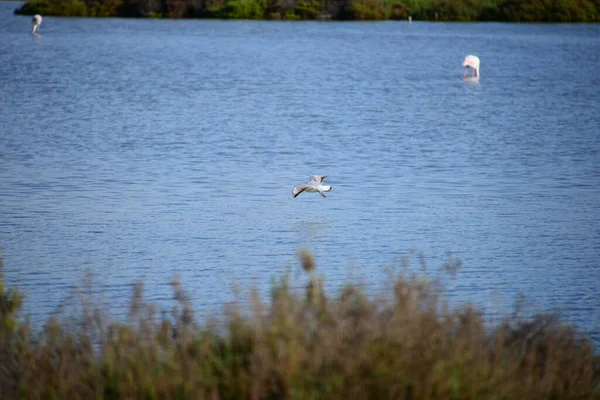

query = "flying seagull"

[{"left": 293, "top": 175, "right": 332, "bottom": 198}]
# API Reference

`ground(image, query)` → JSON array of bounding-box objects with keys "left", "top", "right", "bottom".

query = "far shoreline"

[{"left": 12, "top": 0, "right": 600, "bottom": 23}]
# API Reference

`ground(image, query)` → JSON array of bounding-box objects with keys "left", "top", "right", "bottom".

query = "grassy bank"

[
  {"left": 13, "top": 0, "right": 600, "bottom": 21},
  {"left": 1, "top": 252, "right": 599, "bottom": 399}
]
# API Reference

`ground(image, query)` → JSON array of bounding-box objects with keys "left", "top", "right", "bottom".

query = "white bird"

[
  {"left": 462, "top": 55, "right": 480, "bottom": 77},
  {"left": 292, "top": 175, "right": 332, "bottom": 199},
  {"left": 32, "top": 14, "right": 42, "bottom": 34}
]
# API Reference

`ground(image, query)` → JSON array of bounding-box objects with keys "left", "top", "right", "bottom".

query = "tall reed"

[{"left": 0, "top": 254, "right": 598, "bottom": 399}]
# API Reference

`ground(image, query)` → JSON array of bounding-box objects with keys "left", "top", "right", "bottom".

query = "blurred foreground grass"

[{"left": 1, "top": 252, "right": 599, "bottom": 399}]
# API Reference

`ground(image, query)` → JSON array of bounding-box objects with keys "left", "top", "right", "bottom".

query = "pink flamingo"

[
  {"left": 32, "top": 14, "right": 42, "bottom": 34},
  {"left": 462, "top": 55, "right": 480, "bottom": 77}
]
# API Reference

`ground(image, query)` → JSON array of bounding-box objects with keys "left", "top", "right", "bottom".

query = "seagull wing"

[
  {"left": 310, "top": 175, "right": 326, "bottom": 184},
  {"left": 293, "top": 184, "right": 309, "bottom": 198}
]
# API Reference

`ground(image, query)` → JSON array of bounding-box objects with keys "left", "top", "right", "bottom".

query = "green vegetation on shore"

[
  {"left": 13, "top": 0, "right": 600, "bottom": 21},
  {"left": 1, "top": 253, "right": 599, "bottom": 399}
]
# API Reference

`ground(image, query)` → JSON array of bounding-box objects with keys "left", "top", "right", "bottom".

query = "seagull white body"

[
  {"left": 462, "top": 55, "right": 480, "bottom": 77},
  {"left": 32, "top": 14, "right": 42, "bottom": 34},
  {"left": 293, "top": 175, "right": 332, "bottom": 199}
]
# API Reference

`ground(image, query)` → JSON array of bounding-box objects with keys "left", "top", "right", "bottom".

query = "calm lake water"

[{"left": 1, "top": 3, "right": 599, "bottom": 344}]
